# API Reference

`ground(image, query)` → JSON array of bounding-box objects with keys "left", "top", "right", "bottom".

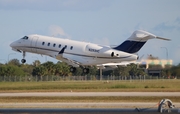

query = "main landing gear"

[
  {"left": 70, "top": 66, "right": 89, "bottom": 74},
  {"left": 83, "top": 68, "right": 89, "bottom": 74},
  {"left": 70, "top": 67, "right": 76, "bottom": 73},
  {"left": 21, "top": 51, "right": 26, "bottom": 64}
]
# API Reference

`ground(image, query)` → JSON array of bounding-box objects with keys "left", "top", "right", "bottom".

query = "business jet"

[{"left": 10, "top": 30, "right": 170, "bottom": 73}]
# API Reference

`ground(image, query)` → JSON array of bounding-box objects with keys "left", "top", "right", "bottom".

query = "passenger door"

[{"left": 31, "top": 36, "right": 39, "bottom": 53}]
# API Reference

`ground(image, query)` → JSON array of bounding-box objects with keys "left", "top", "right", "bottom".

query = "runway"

[
  {"left": 0, "top": 108, "right": 162, "bottom": 113},
  {"left": 0, "top": 92, "right": 180, "bottom": 97},
  {"left": 0, "top": 102, "right": 163, "bottom": 108},
  {"left": 1, "top": 102, "right": 180, "bottom": 113},
  {"left": 1, "top": 92, "right": 180, "bottom": 113},
  {"left": 1, "top": 102, "right": 180, "bottom": 108}
]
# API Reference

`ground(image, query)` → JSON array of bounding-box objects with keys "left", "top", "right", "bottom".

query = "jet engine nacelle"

[{"left": 110, "top": 51, "right": 120, "bottom": 57}]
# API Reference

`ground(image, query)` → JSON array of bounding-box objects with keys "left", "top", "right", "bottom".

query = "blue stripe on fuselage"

[{"left": 113, "top": 40, "right": 146, "bottom": 53}]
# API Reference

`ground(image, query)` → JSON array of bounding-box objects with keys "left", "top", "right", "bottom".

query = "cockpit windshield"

[{"left": 21, "top": 36, "right": 28, "bottom": 40}]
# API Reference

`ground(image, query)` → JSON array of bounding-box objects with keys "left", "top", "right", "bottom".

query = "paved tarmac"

[
  {"left": 0, "top": 92, "right": 180, "bottom": 97},
  {"left": 0, "top": 102, "right": 162, "bottom": 108},
  {"left": 0, "top": 92, "right": 180, "bottom": 113},
  {"left": 1, "top": 102, "right": 180, "bottom": 108},
  {"left": 0, "top": 108, "right": 162, "bottom": 113}
]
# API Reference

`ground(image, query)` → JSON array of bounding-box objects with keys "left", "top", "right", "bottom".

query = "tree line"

[{"left": 0, "top": 59, "right": 180, "bottom": 78}]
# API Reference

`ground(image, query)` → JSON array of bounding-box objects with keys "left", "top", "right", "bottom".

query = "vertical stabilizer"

[{"left": 113, "top": 30, "right": 170, "bottom": 53}]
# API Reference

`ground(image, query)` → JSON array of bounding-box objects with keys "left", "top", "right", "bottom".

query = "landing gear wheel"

[
  {"left": 83, "top": 68, "right": 89, "bottom": 74},
  {"left": 21, "top": 59, "right": 26, "bottom": 63},
  {"left": 70, "top": 67, "right": 76, "bottom": 73}
]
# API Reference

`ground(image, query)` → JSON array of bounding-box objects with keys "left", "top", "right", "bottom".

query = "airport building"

[{"left": 139, "top": 59, "right": 173, "bottom": 76}]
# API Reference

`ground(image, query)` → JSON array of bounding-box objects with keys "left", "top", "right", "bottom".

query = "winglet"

[{"left": 59, "top": 47, "right": 66, "bottom": 54}]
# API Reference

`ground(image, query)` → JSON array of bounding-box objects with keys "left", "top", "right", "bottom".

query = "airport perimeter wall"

[{"left": 0, "top": 75, "right": 178, "bottom": 82}]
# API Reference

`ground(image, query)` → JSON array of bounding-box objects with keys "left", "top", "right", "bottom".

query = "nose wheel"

[
  {"left": 21, "top": 59, "right": 26, "bottom": 64},
  {"left": 21, "top": 51, "right": 26, "bottom": 64}
]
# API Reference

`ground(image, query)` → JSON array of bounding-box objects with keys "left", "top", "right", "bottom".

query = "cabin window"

[
  {"left": 48, "top": 43, "right": 50, "bottom": 46},
  {"left": 70, "top": 46, "right": 73, "bottom": 50},
  {"left": 42, "top": 42, "right": 45, "bottom": 45},
  {"left": 53, "top": 43, "right": 56, "bottom": 47},
  {"left": 59, "top": 44, "right": 61, "bottom": 48}
]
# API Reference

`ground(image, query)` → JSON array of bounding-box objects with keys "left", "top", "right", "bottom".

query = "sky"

[{"left": 0, "top": 0, "right": 180, "bottom": 65}]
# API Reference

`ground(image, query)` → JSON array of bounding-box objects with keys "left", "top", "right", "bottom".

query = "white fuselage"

[{"left": 10, "top": 34, "right": 138, "bottom": 66}]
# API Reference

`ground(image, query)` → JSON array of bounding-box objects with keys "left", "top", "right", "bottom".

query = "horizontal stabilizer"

[{"left": 156, "top": 36, "right": 171, "bottom": 41}]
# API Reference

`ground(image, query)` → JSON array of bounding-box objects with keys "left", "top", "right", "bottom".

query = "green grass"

[
  {"left": 0, "top": 96, "right": 180, "bottom": 103},
  {"left": 0, "top": 80, "right": 180, "bottom": 104},
  {"left": 0, "top": 79, "right": 180, "bottom": 92}
]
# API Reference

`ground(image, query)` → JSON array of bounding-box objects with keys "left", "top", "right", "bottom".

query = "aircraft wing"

[
  {"left": 54, "top": 47, "right": 80, "bottom": 67},
  {"left": 98, "top": 54, "right": 144, "bottom": 69},
  {"left": 54, "top": 47, "right": 141, "bottom": 69},
  {"left": 56, "top": 54, "right": 80, "bottom": 67},
  {"left": 97, "top": 61, "right": 140, "bottom": 69}
]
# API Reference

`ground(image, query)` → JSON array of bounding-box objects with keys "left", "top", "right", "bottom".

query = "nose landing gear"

[{"left": 21, "top": 51, "right": 26, "bottom": 64}]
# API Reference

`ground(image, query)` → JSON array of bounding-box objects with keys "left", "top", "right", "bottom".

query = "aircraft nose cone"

[
  {"left": 10, "top": 42, "right": 14, "bottom": 47},
  {"left": 10, "top": 41, "right": 17, "bottom": 48}
]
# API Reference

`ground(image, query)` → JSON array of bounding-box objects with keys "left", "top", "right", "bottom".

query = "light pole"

[
  {"left": 161, "top": 47, "right": 168, "bottom": 60},
  {"left": 8, "top": 53, "right": 16, "bottom": 62}
]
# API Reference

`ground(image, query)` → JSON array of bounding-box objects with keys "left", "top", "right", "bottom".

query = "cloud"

[
  {"left": 48, "top": 25, "right": 71, "bottom": 38},
  {"left": 0, "top": 0, "right": 113, "bottom": 11},
  {"left": 153, "top": 17, "right": 180, "bottom": 32}
]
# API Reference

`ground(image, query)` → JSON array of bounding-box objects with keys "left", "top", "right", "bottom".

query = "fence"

[{"left": 0, "top": 75, "right": 178, "bottom": 82}]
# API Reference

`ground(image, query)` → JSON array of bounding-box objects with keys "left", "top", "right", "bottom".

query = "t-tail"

[{"left": 113, "top": 30, "right": 170, "bottom": 53}]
